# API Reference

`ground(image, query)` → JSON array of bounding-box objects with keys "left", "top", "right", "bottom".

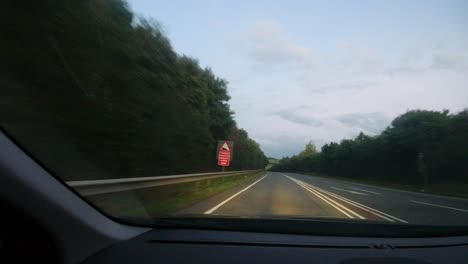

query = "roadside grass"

[
  {"left": 87, "top": 171, "right": 266, "bottom": 218},
  {"left": 301, "top": 172, "right": 468, "bottom": 199}
]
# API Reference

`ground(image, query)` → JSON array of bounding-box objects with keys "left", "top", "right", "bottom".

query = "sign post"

[{"left": 217, "top": 141, "right": 233, "bottom": 171}]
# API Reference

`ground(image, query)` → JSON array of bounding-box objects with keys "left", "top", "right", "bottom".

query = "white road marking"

[
  {"left": 331, "top": 187, "right": 368, "bottom": 195},
  {"left": 283, "top": 174, "right": 408, "bottom": 223},
  {"left": 296, "top": 179, "right": 366, "bottom": 219},
  {"left": 284, "top": 175, "right": 365, "bottom": 219},
  {"left": 204, "top": 173, "right": 269, "bottom": 214},
  {"left": 411, "top": 200, "right": 468, "bottom": 213},
  {"left": 349, "top": 187, "right": 381, "bottom": 195},
  {"left": 289, "top": 177, "right": 354, "bottom": 218},
  {"left": 306, "top": 181, "right": 407, "bottom": 223}
]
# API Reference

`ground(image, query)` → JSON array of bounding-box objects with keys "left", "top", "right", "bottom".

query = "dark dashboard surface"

[{"left": 83, "top": 227, "right": 468, "bottom": 264}]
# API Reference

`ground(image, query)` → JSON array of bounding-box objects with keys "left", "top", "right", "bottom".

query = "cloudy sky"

[{"left": 128, "top": 0, "right": 468, "bottom": 158}]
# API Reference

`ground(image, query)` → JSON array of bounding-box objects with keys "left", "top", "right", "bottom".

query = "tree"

[
  {"left": 0, "top": 0, "right": 268, "bottom": 180},
  {"left": 298, "top": 142, "right": 317, "bottom": 158},
  {"left": 271, "top": 109, "right": 468, "bottom": 187}
]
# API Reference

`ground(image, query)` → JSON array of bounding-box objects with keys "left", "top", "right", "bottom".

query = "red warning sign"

[{"left": 217, "top": 141, "right": 231, "bottom": 167}]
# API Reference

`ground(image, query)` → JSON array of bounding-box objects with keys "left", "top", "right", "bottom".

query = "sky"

[{"left": 128, "top": 0, "right": 468, "bottom": 158}]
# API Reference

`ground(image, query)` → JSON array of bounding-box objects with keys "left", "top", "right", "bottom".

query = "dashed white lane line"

[
  {"left": 331, "top": 186, "right": 368, "bottom": 195},
  {"left": 349, "top": 187, "right": 381, "bottom": 195},
  {"left": 204, "top": 173, "right": 269, "bottom": 214},
  {"left": 411, "top": 200, "right": 468, "bottom": 213}
]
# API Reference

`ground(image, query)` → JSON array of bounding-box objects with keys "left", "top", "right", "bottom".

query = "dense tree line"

[
  {"left": 0, "top": 0, "right": 267, "bottom": 181},
  {"left": 272, "top": 110, "right": 468, "bottom": 185}
]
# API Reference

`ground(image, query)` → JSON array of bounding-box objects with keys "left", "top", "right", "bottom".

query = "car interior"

[
  {"left": 1, "top": 130, "right": 468, "bottom": 263},
  {"left": 2, "top": 1, "right": 468, "bottom": 263}
]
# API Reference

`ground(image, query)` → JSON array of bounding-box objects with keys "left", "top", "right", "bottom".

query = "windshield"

[{"left": 1, "top": 0, "right": 468, "bottom": 231}]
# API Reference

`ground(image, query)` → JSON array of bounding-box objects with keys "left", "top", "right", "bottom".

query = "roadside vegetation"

[
  {"left": 265, "top": 157, "right": 280, "bottom": 170},
  {"left": 0, "top": 0, "right": 268, "bottom": 181},
  {"left": 87, "top": 171, "right": 267, "bottom": 218},
  {"left": 272, "top": 110, "right": 468, "bottom": 195}
]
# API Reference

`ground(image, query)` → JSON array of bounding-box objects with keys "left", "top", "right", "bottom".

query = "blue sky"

[{"left": 128, "top": 0, "right": 468, "bottom": 158}]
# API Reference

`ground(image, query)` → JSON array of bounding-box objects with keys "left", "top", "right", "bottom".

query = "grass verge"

[{"left": 86, "top": 171, "right": 266, "bottom": 218}]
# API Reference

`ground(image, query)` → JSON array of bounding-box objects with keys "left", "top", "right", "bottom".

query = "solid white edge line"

[
  {"left": 411, "top": 200, "right": 468, "bottom": 213},
  {"left": 303, "top": 181, "right": 407, "bottom": 223},
  {"left": 204, "top": 173, "right": 269, "bottom": 214},
  {"left": 309, "top": 183, "right": 395, "bottom": 222},
  {"left": 292, "top": 177, "right": 366, "bottom": 219},
  {"left": 349, "top": 187, "right": 381, "bottom": 195},
  {"left": 291, "top": 178, "right": 354, "bottom": 218},
  {"left": 283, "top": 174, "right": 358, "bottom": 219},
  {"left": 291, "top": 178, "right": 356, "bottom": 218},
  {"left": 284, "top": 174, "right": 408, "bottom": 223}
]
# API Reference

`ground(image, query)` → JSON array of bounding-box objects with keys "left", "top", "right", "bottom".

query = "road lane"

[
  {"left": 176, "top": 171, "right": 468, "bottom": 225},
  {"left": 285, "top": 175, "right": 365, "bottom": 219},
  {"left": 411, "top": 200, "right": 468, "bottom": 212},
  {"left": 349, "top": 187, "right": 381, "bottom": 195},
  {"left": 180, "top": 172, "right": 349, "bottom": 218},
  {"left": 204, "top": 173, "right": 269, "bottom": 214},
  {"left": 179, "top": 172, "right": 401, "bottom": 222},
  {"left": 330, "top": 187, "right": 368, "bottom": 195},
  {"left": 284, "top": 174, "right": 406, "bottom": 222},
  {"left": 287, "top": 172, "right": 468, "bottom": 225},
  {"left": 208, "top": 172, "right": 349, "bottom": 217}
]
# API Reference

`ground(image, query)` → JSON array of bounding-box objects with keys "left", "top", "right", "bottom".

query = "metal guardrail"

[{"left": 67, "top": 170, "right": 262, "bottom": 196}]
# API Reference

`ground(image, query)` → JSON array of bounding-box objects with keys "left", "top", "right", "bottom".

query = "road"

[{"left": 178, "top": 172, "right": 468, "bottom": 225}]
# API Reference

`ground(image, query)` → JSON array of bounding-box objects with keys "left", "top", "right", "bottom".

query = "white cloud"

[
  {"left": 241, "top": 20, "right": 312, "bottom": 67},
  {"left": 336, "top": 112, "right": 390, "bottom": 134},
  {"left": 227, "top": 21, "right": 468, "bottom": 158},
  {"left": 270, "top": 106, "right": 323, "bottom": 127},
  {"left": 431, "top": 53, "right": 468, "bottom": 71}
]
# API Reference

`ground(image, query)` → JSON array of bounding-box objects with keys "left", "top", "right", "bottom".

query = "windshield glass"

[{"left": 1, "top": 0, "right": 468, "bottom": 229}]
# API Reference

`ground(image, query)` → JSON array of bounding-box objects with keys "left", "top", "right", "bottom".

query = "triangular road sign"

[{"left": 221, "top": 142, "right": 230, "bottom": 151}]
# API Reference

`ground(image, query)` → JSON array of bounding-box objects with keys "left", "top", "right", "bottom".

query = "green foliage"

[
  {"left": 89, "top": 171, "right": 266, "bottom": 217},
  {"left": 272, "top": 110, "right": 468, "bottom": 185},
  {"left": 229, "top": 129, "right": 269, "bottom": 170},
  {"left": 298, "top": 141, "right": 317, "bottom": 158},
  {"left": 0, "top": 0, "right": 267, "bottom": 180}
]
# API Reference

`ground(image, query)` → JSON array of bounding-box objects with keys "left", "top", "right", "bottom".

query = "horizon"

[{"left": 128, "top": 0, "right": 468, "bottom": 158}]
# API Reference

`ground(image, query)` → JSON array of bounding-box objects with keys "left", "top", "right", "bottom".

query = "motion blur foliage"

[
  {"left": 0, "top": 0, "right": 268, "bottom": 180},
  {"left": 272, "top": 110, "right": 468, "bottom": 185},
  {"left": 229, "top": 129, "right": 269, "bottom": 170}
]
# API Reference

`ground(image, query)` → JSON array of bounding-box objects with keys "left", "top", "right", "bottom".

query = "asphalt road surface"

[{"left": 178, "top": 172, "right": 468, "bottom": 225}]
